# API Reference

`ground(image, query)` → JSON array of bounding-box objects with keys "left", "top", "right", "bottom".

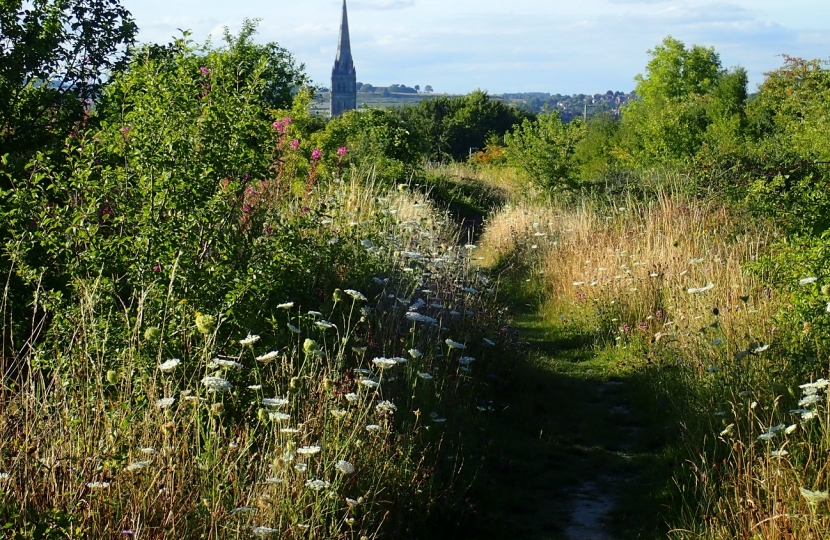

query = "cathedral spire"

[
  {"left": 335, "top": 0, "right": 354, "bottom": 70},
  {"left": 331, "top": 0, "right": 357, "bottom": 118}
]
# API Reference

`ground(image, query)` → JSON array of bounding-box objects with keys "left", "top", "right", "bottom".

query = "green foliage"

[
  {"left": 0, "top": 0, "right": 137, "bottom": 161},
  {"left": 504, "top": 111, "right": 586, "bottom": 190},
  {"left": 315, "top": 108, "right": 421, "bottom": 183},
  {"left": 394, "top": 90, "right": 532, "bottom": 162}
]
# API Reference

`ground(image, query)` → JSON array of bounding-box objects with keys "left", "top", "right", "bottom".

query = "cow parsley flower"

[
  {"left": 445, "top": 339, "right": 466, "bottom": 349},
  {"left": 770, "top": 450, "right": 789, "bottom": 457},
  {"left": 202, "top": 376, "right": 232, "bottom": 392},
  {"left": 335, "top": 460, "right": 355, "bottom": 474},
  {"left": 799, "top": 277, "right": 818, "bottom": 286},
  {"left": 240, "top": 334, "right": 260, "bottom": 346},
  {"left": 231, "top": 506, "right": 256, "bottom": 514},
  {"left": 156, "top": 397, "right": 175, "bottom": 409},
  {"left": 158, "top": 359, "right": 181, "bottom": 372},
  {"left": 365, "top": 424, "right": 382, "bottom": 432},
  {"left": 408, "top": 348, "right": 423, "bottom": 359},
  {"left": 418, "top": 372, "right": 434, "bottom": 380},
  {"left": 268, "top": 412, "right": 291, "bottom": 422},
  {"left": 256, "top": 351, "right": 279, "bottom": 363},
  {"left": 800, "top": 487, "right": 829, "bottom": 505},
  {"left": 360, "top": 379, "right": 379, "bottom": 389},
  {"left": 345, "top": 392, "right": 359, "bottom": 402},
  {"left": 306, "top": 479, "right": 330, "bottom": 491},
  {"left": 209, "top": 358, "right": 244, "bottom": 369},
  {"left": 86, "top": 481, "right": 110, "bottom": 489},
  {"left": 277, "top": 302, "right": 294, "bottom": 309},
  {"left": 287, "top": 323, "right": 301, "bottom": 334},
  {"left": 483, "top": 338, "right": 496, "bottom": 346},
  {"left": 458, "top": 356, "right": 476, "bottom": 366},
  {"left": 125, "top": 461, "right": 151, "bottom": 472},
  {"left": 687, "top": 282, "right": 715, "bottom": 294},
  {"left": 345, "top": 289, "right": 367, "bottom": 301},
  {"left": 251, "top": 526, "right": 279, "bottom": 535},
  {"left": 406, "top": 312, "right": 437, "bottom": 324},
  {"left": 297, "top": 446, "right": 321, "bottom": 455},
  {"left": 376, "top": 400, "right": 397, "bottom": 413},
  {"left": 315, "top": 320, "right": 335, "bottom": 330},
  {"left": 372, "top": 357, "right": 399, "bottom": 369},
  {"left": 262, "top": 398, "right": 289, "bottom": 407}
]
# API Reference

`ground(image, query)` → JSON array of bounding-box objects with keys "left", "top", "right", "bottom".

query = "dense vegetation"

[{"left": 2, "top": 0, "right": 830, "bottom": 537}]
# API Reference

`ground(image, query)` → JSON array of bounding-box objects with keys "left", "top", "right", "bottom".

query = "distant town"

[{"left": 314, "top": 83, "right": 637, "bottom": 121}]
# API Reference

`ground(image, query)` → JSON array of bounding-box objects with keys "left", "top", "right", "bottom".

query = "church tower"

[{"left": 331, "top": 0, "right": 356, "bottom": 118}]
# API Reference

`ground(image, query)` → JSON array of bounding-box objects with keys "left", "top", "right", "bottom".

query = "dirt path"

[{"left": 432, "top": 311, "right": 670, "bottom": 540}]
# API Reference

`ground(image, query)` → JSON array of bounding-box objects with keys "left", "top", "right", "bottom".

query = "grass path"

[{"left": 431, "top": 296, "right": 678, "bottom": 539}]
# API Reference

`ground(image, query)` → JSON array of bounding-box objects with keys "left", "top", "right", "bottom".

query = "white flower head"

[
  {"left": 86, "top": 481, "right": 110, "bottom": 489},
  {"left": 251, "top": 526, "right": 279, "bottom": 535},
  {"left": 240, "top": 334, "right": 260, "bottom": 346},
  {"left": 256, "top": 351, "right": 279, "bottom": 363},
  {"left": 345, "top": 392, "right": 359, "bottom": 402},
  {"left": 201, "top": 376, "right": 232, "bottom": 392},
  {"left": 445, "top": 339, "right": 466, "bottom": 349},
  {"left": 360, "top": 379, "right": 380, "bottom": 389},
  {"left": 315, "top": 320, "right": 335, "bottom": 330},
  {"left": 287, "top": 323, "right": 301, "bottom": 334},
  {"left": 156, "top": 397, "right": 176, "bottom": 409},
  {"left": 297, "top": 445, "right": 321, "bottom": 455},
  {"left": 372, "top": 357, "right": 399, "bottom": 370},
  {"left": 125, "top": 460, "right": 152, "bottom": 472},
  {"left": 262, "top": 398, "right": 289, "bottom": 407},
  {"left": 277, "top": 302, "right": 294, "bottom": 309},
  {"left": 687, "top": 282, "right": 715, "bottom": 294},
  {"left": 365, "top": 424, "right": 382, "bottom": 432},
  {"left": 231, "top": 506, "right": 256, "bottom": 515},
  {"left": 458, "top": 356, "right": 476, "bottom": 366},
  {"left": 345, "top": 289, "right": 367, "bottom": 301},
  {"left": 335, "top": 460, "right": 355, "bottom": 475},
  {"left": 408, "top": 348, "right": 423, "bottom": 359},
  {"left": 406, "top": 312, "right": 437, "bottom": 324},
  {"left": 268, "top": 412, "right": 291, "bottom": 422},
  {"left": 418, "top": 372, "right": 434, "bottom": 380},
  {"left": 483, "top": 338, "right": 496, "bottom": 346},
  {"left": 209, "top": 358, "right": 244, "bottom": 369},
  {"left": 376, "top": 400, "right": 397, "bottom": 414},
  {"left": 799, "top": 277, "right": 818, "bottom": 286},
  {"left": 158, "top": 358, "right": 181, "bottom": 372},
  {"left": 305, "top": 479, "right": 330, "bottom": 491},
  {"left": 800, "top": 487, "right": 829, "bottom": 505}
]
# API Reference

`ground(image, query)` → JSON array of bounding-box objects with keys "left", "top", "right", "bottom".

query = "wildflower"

[
  {"left": 687, "top": 283, "right": 715, "bottom": 294},
  {"left": 418, "top": 372, "right": 434, "bottom": 380},
  {"left": 289, "top": 139, "right": 300, "bottom": 149},
  {"left": 86, "top": 481, "right": 110, "bottom": 489},
  {"left": 409, "top": 348, "right": 423, "bottom": 359},
  {"left": 345, "top": 289, "right": 367, "bottom": 301},
  {"left": 231, "top": 506, "right": 256, "bottom": 514},
  {"left": 799, "top": 277, "right": 818, "bottom": 286},
  {"left": 361, "top": 239, "right": 375, "bottom": 249},
  {"left": 445, "top": 339, "right": 466, "bottom": 349},
  {"left": 462, "top": 287, "right": 479, "bottom": 294},
  {"left": 269, "top": 412, "right": 291, "bottom": 422},
  {"left": 458, "top": 357, "right": 476, "bottom": 366},
  {"left": 202, "top": 376, "right": 232, "bottom": 392},
  {"left": 311, "top": 148, "right": 323, "bottom": 161},
  {"left": 315, "top": 320, "right": 335, "bottom": 330},
  {"left": 209, "top": 358, "right": 244, "bottom": 369},
  {"left": 277, "top": 302, "right": 294, "bottom": 309},
  {"left": 365, "top": 424, "right": 382, "bottom": 432},
  {"left": 346, "top": 497, "right": 359, "bottom": 507},
  {"left": 770, "top": 450, "right": 789, "bottom": 457},
  {"left": 720, "top": 424, "right": 735, "bottom": 437},
  {"left": 800, "top": 379, "right": 830, "bottom": 391},
  {"left": 199, "top": 66, "right": 210, "bottom": 76},
  {"left": 400, "top": 251, "right": 423, "bottom": 259},
  {"left": 195, "top": 314, "right": 215, "bottom": 334},
  {"left": 406, "top": 312, "right": 438, "bottom": 324},
  {"left": 483, "top": 338, "right": 496, "bottom": 346},
  {"left": 785, "top": 424, "right": 798, "bottom": 434},
  {"left": 337, "top": 146, "right": 348, "bottom": 156},
  {"left": 799, "top": 395, "right": 823, "bottom": 407},
  {"left": 753, "top": 344, "right": 770, "bottom": 353},
  {"left": 159, "top": 358, "right": 181, "bottom": 372},
  {"left": 335, "top": 460, "right": 355, "bottom": 474},
  {"left": 287, "top": 323, "right": 301, "bottom": 334},
  {"left": 262, "top": 398, "right": 289, "bottom": 407},
  {"left": 360, "top": 379, "right": 379, "bottom": 389},
  {"left": 248, "top": 385, "right": 262, "bottom": 390},
  {"left": 156, "top": 397, "right": 175, "bottom": 409},
  {"left": 256, "top": 351, "right": 279, "bottom": 363},
  {"left": 345, "top": 393, "right": 359, "bottom": 402},
  {"left": 376, "top": 400, "right": 397, "bottom": 413},
  {"left": 251, "top": 526, "right": 279, "bottom": 535},
  {"left": 306, "top": 479, "right": 330, "bottom": 490},
  {"left": 125, "top": 461, "right": 151, "bottom": 472},
  {"left": 372, "top": 357, "right": 398, "bottom": 369},
  {"left": 799, "top": 487, "right": 829, "bottom": 505},
  {"left": 0, "top": 472, "right": 9, "bottom": 482},
  {"left": 330, "top": 409, "right": 348, "bottom": 419},
  {"left": 297, "top": 446, "right": 322, "bottom": 455},
  {"left": 265, "top": 477, "right": 285, "bottom": 484},
  {"left": 240, "top": 334, "right": 260, "bottom": 346},
  {"left": 140, "top": 447, "right": 156, "bottom": 455},
  {"left": 294, "top": 463, "right": 307, "bottom": 471}
]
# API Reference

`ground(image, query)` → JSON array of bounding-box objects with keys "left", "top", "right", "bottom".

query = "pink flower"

[
  {"left": 153, "top": 265, "right": 162, "bottom": 272},
  {"left": 311, "top": 148, "right": 322, "bottom": 161},
  {"left": 199, "top": 66, "right": 210, "bottom": 76},
  {"left": 120, "top": 126, "right": 130, "bottom": 135},
  {"left": 243, "top": 204, "right": 253, "bottom": 213},
  {"left": 272, "top": 121, "right": 285, "bottom": 132},
  {"left": 282, "top": 117, "right": 293, "bottom": 125},
  {"left": 337, "top": 146, "right": 348, "bottom": 156},
  {"left": 290, "top": 139, "right": 300, "bottom": 149}
]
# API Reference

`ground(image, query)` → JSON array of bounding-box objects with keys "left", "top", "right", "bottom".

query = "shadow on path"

[{"left": 427, "top": 306, "right": 676, "bottom": 540}]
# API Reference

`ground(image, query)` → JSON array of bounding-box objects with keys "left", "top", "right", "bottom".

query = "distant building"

[{"left": 331, "top": 0, "right": 356, "bottom": 118}]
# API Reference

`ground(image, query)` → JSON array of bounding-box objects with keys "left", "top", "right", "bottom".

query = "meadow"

[{"left": 3, "top": 7, "right": 830, "bottom": 540}]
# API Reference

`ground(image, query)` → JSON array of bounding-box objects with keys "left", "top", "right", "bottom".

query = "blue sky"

[{"left": 128, "top": 0, "right": 830, "bottom": 94}]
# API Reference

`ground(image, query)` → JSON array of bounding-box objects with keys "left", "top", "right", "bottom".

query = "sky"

[{"left": 127, "top": 0, "right": 830, "bottom": 95}]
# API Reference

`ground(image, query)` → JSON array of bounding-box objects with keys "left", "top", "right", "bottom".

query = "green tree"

[
  {"left": 0, "top": 0, "right": 137, "bottom": 161},
  {"left": 505, "top": 111, "right": 586, "bottom": 189}
]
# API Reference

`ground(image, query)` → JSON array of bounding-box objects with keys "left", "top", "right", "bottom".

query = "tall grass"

[
  {"left": 480, "top": 177, "right": 830, "bottom": 539},
  {"left": 0, "top": 173, "right": 506, "bottom": 539}
]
